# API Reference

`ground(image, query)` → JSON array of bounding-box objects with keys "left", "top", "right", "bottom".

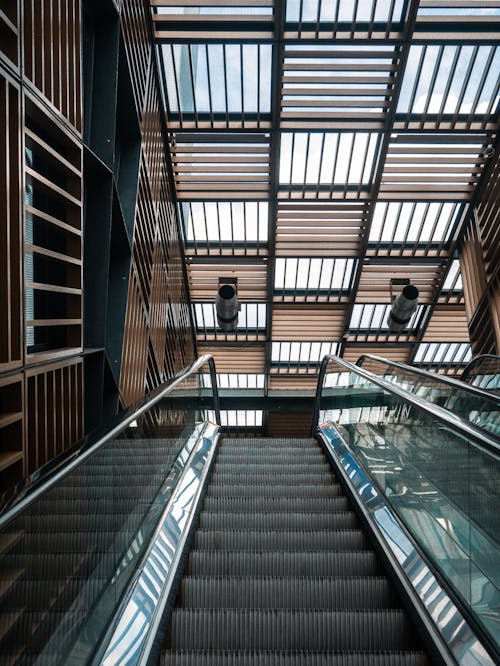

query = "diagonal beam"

[{"left": 263, "top": 1, "right": 285, "bottom": 398}]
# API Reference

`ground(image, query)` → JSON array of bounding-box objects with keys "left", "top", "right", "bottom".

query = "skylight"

[
  {"left": 201, "top": 373, "right": 265, "bottom": 389},
  {"left": 271, "top": 341, "right": 339, "bottom": 365},
  {"left": 274, "top": 258, "right": 356, "bottom": 295},
  {"left": 204, "top": 410, "right": 263, "bottom": 426},
  {"left": 349, "top": 303, "right": 426, "bottom": 333},
  {"left": 414, "top": 342, "right": 472, "bottom": 365},
  {"left": 183, "top": 202, "right": 268, "bottom": 245},
  {"left": 162, "top": 43, "right": 272, "bottom": 117},
  {"left": 442, "top": 259, "right": 463, "bottom": 292},
  {"left": 285, "top": 0, "right": 406, "bottom": 23},
  {"left": 194, "top": 303, "right": 266, "bottom": 331},
  {"left": 279, "top": 132, "right": 380, "bottom": 187},
  {"left": 368, "top": 202, "right": 460, "bottom": 247},
  {"left": 398, "top": 44, "right": 499, "bottom": 117}
]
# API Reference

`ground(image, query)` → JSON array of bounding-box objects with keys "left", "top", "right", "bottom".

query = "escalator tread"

[{"left": 162, "top": 437, "right": 431, "bottom": 664}]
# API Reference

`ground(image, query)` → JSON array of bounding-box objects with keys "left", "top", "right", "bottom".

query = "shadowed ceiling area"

[{"left": 150, "top": 0, "right": 500, "bottom": 394}]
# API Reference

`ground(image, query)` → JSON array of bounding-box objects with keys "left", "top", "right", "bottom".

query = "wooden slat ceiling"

[{"left": 151, "top": 0, "right": 500, "bottom": 387}]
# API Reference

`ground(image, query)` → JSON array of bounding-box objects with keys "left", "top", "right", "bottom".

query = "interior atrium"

[{"left": 0, "top": 1, "right": 499, "bottom": 664}]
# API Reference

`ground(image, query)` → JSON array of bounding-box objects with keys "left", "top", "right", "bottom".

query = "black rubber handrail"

[
  {"left": 356, "top": 353, "right": 499, "bottom": 401},
  {"left": 461, "top": 354, "right": 500, "bottom": 382},
  {"left": 0, "top": 354, "right": 220, "bottom": 529},
  {"left": 311, "top": 354, "right": 500, "bottom": 456}
]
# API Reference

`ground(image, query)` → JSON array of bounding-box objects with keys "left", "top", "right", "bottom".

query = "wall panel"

[
  {"left": 23, "top": 0, "right": 81, "bottom": 131},
  {"left": 459, "top": 151, "right": 500, "bottom": 354},
  {"left": 25, "top": 357, "right": 83, "bottom": 475}
]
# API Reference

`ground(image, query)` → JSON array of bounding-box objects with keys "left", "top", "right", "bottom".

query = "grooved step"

[
  {"left": 213, "top": 463, "right": 331, "bottom": 473},
  {"left": 199, "top": 512, "right": 358, "bottom": 531},
  {"left": 217, "top": 448, "right": 326, "bottom": 464},
  {"left": 162, "top": 652, "right": 430, "bottom": 666},
  {"left": 188, "top": 551, "right": 381, "bottom": 577},
  {"left": 167, "top": 609, "right": 419, "bottom": 651},
  {"left": 209, "top": 475, "right": 335, "bottom": 486},
  {"left": 0, "top": 577, "right": 108, "bottom": 610},
  {"left": 206, "top": 484, "right": 343, "bottom": 498},
  {"left": 179, "top": 577, "right": 400, "bottom": 609},
  {"left": 193, "top": 529, "right": 367, "bottom": 552},
  {"left": 202, "top": 497, "right": 349, "bottom": 513}
]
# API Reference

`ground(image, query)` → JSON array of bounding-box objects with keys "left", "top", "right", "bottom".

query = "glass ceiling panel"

[
  {"left": 274, "top": 258, "right": 356, "bottom": 293},
  {"left": 162, "top": 43, "right": 272, "bottom": 116},
  {"left": 279, "top": 132, "right": 380, "bottom": 186},
  {"left": 349, "top": 303, "right": 427, "bottom": 333},
  {"left": 442, "top": 259, "right": 463, "bottom": 292},
  {"left": 271, "top": 341, "right": 339, "bottom": 364},
  {"left": 398, "top": 45, "right": 500, "bottom": 117},
  {"left": 285, "top": 0, "right": 406, "bottom": 23},
  {"left": 369, "top": 202, "right": 460, "bottom": 246},
  {"left": 194, "top": 303, "right": 267, "bottom": 331},
  {"left": 418, "top": 3, "right": 500, "bottom": 16},
  {"left": 204, "top": 410, "right": 264, "bottom": 426},
  {"left": 157, "top": 5, "right": 273, "bottom": 16},
  {"left": 201, "top": 373, "right": 265, "bottom": 389},
  {"left": 414, "top": 342, "right": 472, "bottom": 365},
  {"left": 183, "top": 202, "right": 268, "bottom": 244}
]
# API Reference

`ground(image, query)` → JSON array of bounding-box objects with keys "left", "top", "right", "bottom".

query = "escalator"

[
  {"left": 162, "top": 437, "right": 430, "bottom": 664},
  {"left": 0, "top": 355, "right": 498, "bottom": 665},
  {"left": 356, "top": 354, "right": 500, "bottom": 437},
  {"left": 461, "top": 354, "right": 500, "bottom": 394}
]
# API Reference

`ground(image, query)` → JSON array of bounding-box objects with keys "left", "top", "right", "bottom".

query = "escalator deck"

[{"left": 162, "top": 437, "right": 431, "bottom": 665}]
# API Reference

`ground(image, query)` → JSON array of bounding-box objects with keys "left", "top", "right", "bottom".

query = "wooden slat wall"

[
  {"left": 118, "top": 2, "right": 196, "bottom": 406},
  {"left": 0, "top": 1, "right": 20, "bottom": 69},
  {"left": 26, "top": 358, "right": 83, "bottom": 475},
  {"left": 23, "top": 0, "right": 82, "bottom": 132},
  {"left": 0, "top": 1, "right": 84, "bottom": 493},
  {"left": 120, "top": 268, "right": 149, "bottom": 405},
  {"left": 0, "top": 373, "right": 24, "bottom": 492},
  {"left": 120, "top": 0, "right": 151, "bottom": 119},
  {"left": 459, "top": 152, "right": 500, "bottom": 354}
]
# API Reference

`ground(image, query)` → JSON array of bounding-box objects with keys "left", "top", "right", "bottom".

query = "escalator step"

[
  {"left": 212, "top": 463, "right": 331, "bottom": 473},
  {"left": 162, "top": 652, "right": 430, "bottom": 666},
  {"left": 206, "top": 484, "right": 343, "bottom": 498},
  {"left": 217, "top": 451, "right": 326, "bottom": 461},
  {"left": 188, "top": 551, "right": 381, "bottom": 577},
  {"left": 202, "top": 496, "right": 350, "bottom": 513},
  {"left": 209, "top": 475, "right": 335, "bottom": 486},
  {"left": 167, "top": 609, "right": 419, "bottom": 651},
  {"left": 179, "top": 577, "right": 399, "bottom": 609},
  {"left": 0, "top": 577, "right": 108, "bottom": 610},
  {"left": 199, "top": 512, "right": 358, "bottom": 531},
  {"left": 194, "top": 530, "right": 367, "bottom": 552}
]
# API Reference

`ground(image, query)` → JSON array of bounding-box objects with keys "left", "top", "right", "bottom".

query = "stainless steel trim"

[
  {"left": 357, "top": 353, "right": 500, "bottom": 402},
  {"left": 97, "top": 421, "right": 220, "bottom": 666},
  {"left": 318, "top": 421, "right": 497, "bottom": 666},
  {"left": 311, "top": 355, "right": 500, "bottom": 454},
  {"left": 0, "top": 354, "right": 220, "bottom": 529}
]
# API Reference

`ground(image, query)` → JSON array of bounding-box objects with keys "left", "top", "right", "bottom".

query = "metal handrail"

[
  {"left": 462, "top": 354, "right": 500, "bottom": 382},
  {"left": 0, "top": 354, "right": 220, "bottom": 529},
  {"left": 311, "top": 354, "right": 500, "bottom": 455},
  {"left": 356, "top": 353, "right": 499, "bottom": 402}
]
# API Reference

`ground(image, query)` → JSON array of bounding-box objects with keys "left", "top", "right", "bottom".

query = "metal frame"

[{"left": 150, "top": 1, "right": 500, "bottom": 399}]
